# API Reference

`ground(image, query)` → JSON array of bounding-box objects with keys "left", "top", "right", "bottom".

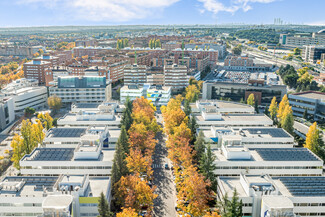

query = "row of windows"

[
  {"left": 215, "top": 166, "right": 321, "bottom": 170},
  {"left": 0, "top": 213, "right": 42, "bottom": 216},
  {"left": 22, "top": 166, "right": 112, "bottom": 170},
  {"left": 0, "top": 203, "right": 41, "bottom": 207},
  {"left": 294, "top": 203, "right": 325, "bottom": 207}
]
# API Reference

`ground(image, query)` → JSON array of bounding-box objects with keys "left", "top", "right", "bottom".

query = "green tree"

[
  {"left": 119, "top": 125, "right": 129, "bottom": 155},
  {"left": 24, "top": 107, "right": 35, "bottom": 117},
  {"left": 184, "top": 100, "right": 191, "bottom": 117},
  {"left": 293, "top": 47, "right": 301, "bottom": 55},
  {"left": 199, "top": 144, "right": 217, "bottom": 191},
  {"left": 246, "top": 93, "right": 255, "bottom": 107},
  {"left": 232, "top": 45, "right": 242, "bottom": 56},
  {"left": 98, "top": 192, "right": 113, "bottom": 217},
  {"left": 111, "top": 138, "right": 128, "bottom": 186},
  {"left": 194, "top": 131, "right": 205, "bottom": 163},
  {"left": 188, "top": 116, "right": 198, "bottom": 137}
]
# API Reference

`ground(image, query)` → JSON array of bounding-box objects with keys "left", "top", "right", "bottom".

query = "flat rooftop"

[
  {"left": 254, "top": 148, "right": 319, "bottom": 161},
  {"left": 0, "top": 176, "right": 58, "bottom": 197},
  {"left": 292, "top": 91, "right": 325, "bottom": 100},
  {"left": 274, "top": 176, "right": 325, "bottom": 197},
  {"left": 214, "top": 148, "right": 320, "bottom": 162},
  {"left": 218, "top": 177, "right": 248, "bottom": 197},
  {"left": 72, "top": 103, "right": 100, "bottom": 109},
  {"left": 195, "top": 114, "right": 272, "bottom": 123},
  {"left": 239, "top": 128, "right": 292, "bottom": 138},
  {"left": 46, "top": 127, "right": 87, "bottom": 138},
  {"left": 22, "top": 148, "right": 115, "bottom": 162}
]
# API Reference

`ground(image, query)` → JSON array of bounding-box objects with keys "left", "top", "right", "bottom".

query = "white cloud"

[
  {"left": 17, "top": 0, "right": 180, "bottom": 22},
  {"left": 198, "top": 0, "right": 277, "bottom": 15}
]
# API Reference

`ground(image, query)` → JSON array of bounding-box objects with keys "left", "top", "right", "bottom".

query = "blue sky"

[{"left": 0, "top": 0, "right": 324, "bottom": 27}]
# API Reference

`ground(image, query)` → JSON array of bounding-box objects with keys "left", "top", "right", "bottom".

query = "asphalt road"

[{"left": 152, "top": 115, "right": 177, "bottom": 217}]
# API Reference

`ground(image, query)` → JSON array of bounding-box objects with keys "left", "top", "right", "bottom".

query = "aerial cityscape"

[{"left": 1, "top": 0, "right": 325, "bottom": 217}]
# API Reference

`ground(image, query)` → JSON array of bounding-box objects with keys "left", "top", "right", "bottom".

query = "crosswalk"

[{"left": 152, "top": 164, "right": 163, "bottom": 169}]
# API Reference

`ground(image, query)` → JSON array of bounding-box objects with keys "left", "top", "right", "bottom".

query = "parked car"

[{"left": 165, "top": 163, "right": 169, "bottom": 169}]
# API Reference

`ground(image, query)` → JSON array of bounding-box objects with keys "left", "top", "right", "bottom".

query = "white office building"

[
  {"left": 49, "top": 76, "right": 111, "bottom": 104},
  {"left": 0, "top": 97, "right": 15, "bottom": 132},
  {"left": 218, "top": 174, "right": 325, "bottom": 217},
  {"left": 194, "top": 112, "right": 273, "bottom": 129},
  {"left": 0, "top": 174, "right": 111, "bottom": 217},
  {"left": 120, "top": 84, "right": 171, "bottom": 106},
  {"left": 0, "top": 78, "right": 47, "bottom": 113},
  {"left": 190, "top": 100, "right": 255, "bottom": 115},
  {"left": 289, "top": 91, "right": 325, "bottom": 122},
  {"left": 214, "top": 145, "right": 323, "bottom": 176}
]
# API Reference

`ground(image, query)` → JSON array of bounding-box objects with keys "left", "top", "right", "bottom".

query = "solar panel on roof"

[
  {"left": 246, "top": 128, "right": 290, "bottom": 138},
  {"left": 49, "top": 128, "right": 86, "bottom": 138},
  {"left": 32, "top": 148, "right": 74, "bottom": 161},
  {"left": 276, "top": 177, "right": 325, "bottom": 197},
  {"left": 254, "top": 148, "right": 318, "bottom": 161}
]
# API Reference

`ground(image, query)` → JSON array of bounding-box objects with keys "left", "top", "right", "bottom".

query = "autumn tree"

[
  {"left": 32, "top": 120, "right": 45, "bottom": 145},
  {"left": 304, "top": 122, "right": 325, "bottom": 159},
  {"left": 268, "top": 96, "right": 278, "bottom": 124},
  {"left": 246, "top": 93, "right": 255, "bottom": 107},
  {"left": 125, "top": 148, "right": 153, "bottom": 178},
  {"left": 277, "top": 94, "right": 289, "bottom": 122},
  {"left": 177, "top": 166, "right": 211, "bottom": 216},
  {"left": 185, "top": 84, "right": 200, "bottom": 103},
  {"left": 115, "top": 175, "right": 157, "bottom": 213},
  {"left": 280, "top": 105, "right": 294, "bottom": 134},
  {"left": 21, "top": 119, "right": 37, "bottom": 154},
  {"left": 116, "top": 207, "right": 139, "bottom": 217},
  {"left": 47, "top": 95, "right": 62, "bottom": 114},
  {"left": 11, "top": 134, "right": 24, "bottom": 169}
]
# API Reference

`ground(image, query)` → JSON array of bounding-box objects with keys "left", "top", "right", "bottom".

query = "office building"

[
  {"left": 123, "top": 64, "right": 147, "bottom": 86},
  {"left": 0, "top": 78, "right": 47, "bottom": 113},
  {"left": 202, "top": 80, "right": 287, "bottom": 104},
  {"left": 49, "top": 76, "right": 110, "bottom": 104},
  {"left": 164, "top": 64, "right": 189, "bottom": 89},
  {"left": 34, "top": 53, "right": 59, "bottom": 66},
  {"left": 214, "top": 146, "right": 322, "bottom": 176},
  {"left": 0, "top": 174, "right": 111, "bottom": 217},
  {"left": 289, "top": 91, "right": 325, "bottom": 122},
  {"left": 108, "top": 60, "right": 128, "bottom": 83},
  {"left": 120, "top": 84, "right": 171, "bottom": 106},
  {"left": 0, "top": 97, "right": 15, "bottom": 132},
  {"left": 224, "top": 55, "right": 273, "bottom": 72},
  {"left": 23, "top": 60, "right": 52, "bottom": 84},
  {"left": 303, "top": 46, "right": 325, "bottom": 63},
  {"left": 195, "top": 111, "right": 273, "bottom": 129},
  {"left": 190, "top": 100, "right": 255, "bottom": 115},
  {"left": 218, "top": 174, "right": 325, "bottom": 217},
  {"left": 279, "top": 30, "right": 325, "bottom": 47}
]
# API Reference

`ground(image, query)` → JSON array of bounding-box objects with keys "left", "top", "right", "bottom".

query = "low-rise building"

[
  {"left": 195, "top": 112, "right": 273, "bottom": 129},
  {"left": 0, "top": 78, "right": 47, "bottom": 113},
  {"left": 224, "top": 55, "right": 273, "bottom": 72},
  {"left": 303, "top": 45, "right": 325, "bottom": 63},
  {"left": 120, "top": 84, "right": 171, "bottom": 106},
  {"left": 218, "top": 174, "right": 325, "bottom": 217},
  {"left": 213, "top": 145, "right": 322, "bottom": 176},
  {"left": 202, "top": 80, "right": 287, "bottom": 105},
  {"left": 49, "top": 76, "right": 111, "bottom": 104},
  {"left": 289, "top": 91, "right": 325, "bottom": 122},
  {"left": 0, "top": 97, "right": 15, "bottom": 132},
  {"left": 0, "top": 174, "right": 111, "bottom": 217}
]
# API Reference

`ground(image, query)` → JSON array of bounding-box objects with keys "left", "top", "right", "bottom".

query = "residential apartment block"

[{"left": 23, "top": 60, "right": 52, "bottom": 84}]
